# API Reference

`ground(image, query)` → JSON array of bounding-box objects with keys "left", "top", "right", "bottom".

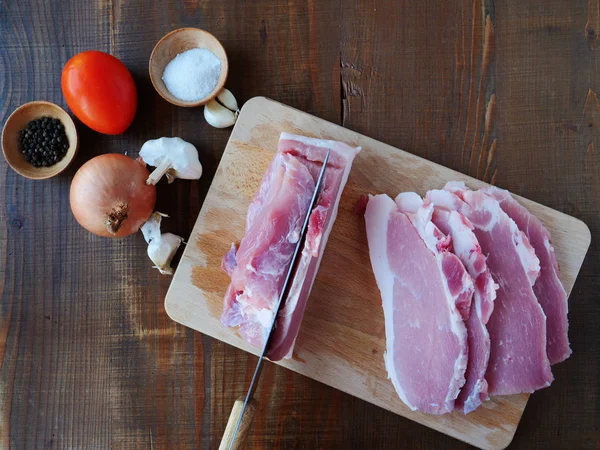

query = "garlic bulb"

[
  {"left": 141, "top": 212, "right": 184, "bottom": 275},
  {"left": 204, "top": 99, "right": 238, "bottom": 128},
  {"left": 217, "top": 88, "right": 239, "bottom": 112}
]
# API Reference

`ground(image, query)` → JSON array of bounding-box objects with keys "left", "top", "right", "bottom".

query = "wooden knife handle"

[{"left": 218, "top": 397, "right": 258, "bottom": 450}]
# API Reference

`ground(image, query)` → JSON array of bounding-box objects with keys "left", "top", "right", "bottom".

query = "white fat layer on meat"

[
  {"left": 445, "top": 180, "right": 467, "bottom": 191},
  {"left": 467, "top": 195, "right": 501, "bottom": 232},
  {"left": 440, "top": 183, "right": 554, "bottom": 394},
  {"left": 513, "top": 228, "right": 541, "bottom": 286},
  {"left": 446, "top": 212, "right": 475, "bottom": 265},
  {"left": 442, "top": 280, "right": 470, "bottom": 404},
  {"left": 286, "top": 210, "right": 303, "bottom": 243},
  {"left": 437, "top": 183, "right": 541, "bottom": 286},
  {"left": 464, "top": 379, "right": 486, "bottom": 414},
  {"left": 426, "top": 189, "right": 500, "bottom": 320},
  {"left": 287, "top": 229, "right": 300, "bottom": 242},
  {"left": 471, "top": 190, "right": 541, "bottom": 286},
  {"left": 446, "top": 210, "right": 498, "bottom": 320},
  {"left": 478, "top": 192, "right": 541, "bottom": 286},
  {"left": 395, "top": 193, "right": 446, "bottom": 254},
  {"left": 442, "top": 182, "right": 501, "bottom": 232},
  {"left": 236, "top": 286, "right": 271, "bottom": 328},
  {"left": 394, "top": 193, "right": 471, "bottom": 408},
  {"left": 256, "top": 308, "right": 274, "bottom": 328},
  {"left": 430, "top": 205, "right": 497, "bottom": 412},
  {"left": 238, "top": 286, "right": 252, "bottom": 299},
  {"left": 425, "top": 188, "right": 463, "bottom": 211},
  {"left": 394, "top": 191, "right": 422, "bottom": 213},
  {"left": 279, "top": 132, "right": 362, "bottom": 163},
  {"left": 543, "top": 235, "right": 569, "bottom": 309},
  {"left": 365, "top": 194, "right": 416, "bottom": 411}
]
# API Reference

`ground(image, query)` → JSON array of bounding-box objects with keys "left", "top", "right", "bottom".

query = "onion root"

[{"left": 106, "top": 203, "right": 129, "bottom": 234}]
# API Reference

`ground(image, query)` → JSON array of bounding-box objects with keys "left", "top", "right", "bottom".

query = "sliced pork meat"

[
  {"left": 221, "top": 151, "right": 315, "bottom": 350},
  {"left": 222, "top": 133, "right": 360, "bottom": 361},
  {"left": 426, "top": 190, "right": 498, "bottom": 414},
  {"left": 483, "top": 186, "right": 571, "bottom": 365},
  {"left": 221, "top": 243, "right": 238, "bottom": 276},
  {"left": 365, "top": 193, "right": 472, "bottom": 414},
  {"left": 429, "top": 182, "right": 553, "bottom": 395},
  {"left": 395, "top": 193, "right": 474, "bottom": 320}
]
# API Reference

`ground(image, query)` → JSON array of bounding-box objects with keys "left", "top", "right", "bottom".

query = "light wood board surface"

[{"left": 165, "top": 97, "right": 591, "bottom": 450}]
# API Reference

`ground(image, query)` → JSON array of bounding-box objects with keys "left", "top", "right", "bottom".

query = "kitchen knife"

[{"left": 219, "top": 149, "right": 331, "bottom": 450}]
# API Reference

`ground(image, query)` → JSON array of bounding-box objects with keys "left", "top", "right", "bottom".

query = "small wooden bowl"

[
  {"left": 2, "top": 101, "right": 79, "bottom": 180},
  {"left": 149, "top": 27, "right": 228, "bottom": 107}
]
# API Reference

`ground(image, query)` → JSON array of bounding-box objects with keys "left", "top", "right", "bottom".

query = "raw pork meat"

[
  {"left": 365, "top": 193, "right": 472, "bottom": 414},
  {"left": 222, "top": 133, "right": 360, "bottom": 361},
  {"left": 426, "top": 191, "right": 498, "bottom": 414},
  {"left": 483, "top": 186, "right": 571, "bottom": 364},
  {"left": 429, "top": 182, "right": 553, "bottom": 395}
]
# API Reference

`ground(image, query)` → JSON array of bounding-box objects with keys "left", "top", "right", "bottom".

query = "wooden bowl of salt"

[{"left": 149, "top": 28, "right": 228, "bottom": 107}]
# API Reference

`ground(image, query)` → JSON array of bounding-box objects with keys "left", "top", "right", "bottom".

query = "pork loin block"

[
  {"left": 365, "top": 193, "right": 472, "bottom": 414},
  {"left": 483, "top": 186, "right": 571, "bottom": 365},
  {"left": 432, "top": 182, "right": 553, "bottom": 395},
  {"left": 426, "top": 190, "right": 498, "bottom": 414},
  {"left": 221, "top": 133, "right": 360, "bottom": 361}
]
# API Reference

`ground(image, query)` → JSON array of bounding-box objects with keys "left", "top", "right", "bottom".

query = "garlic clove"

[
  {"left": 217, "top": 88, "right": 239, "bottom": 112},
  {"left": 141, "top": 212, "right": 184, "bottom": 275},
  {"left": 204, "top": 99, "right": 237, "bottom": 128},
  {"left": 148, "top": 232, "right": 184, "bottom": 275},
  {"left": 141, "top": 211, "right": 168, "bottom": 244}
]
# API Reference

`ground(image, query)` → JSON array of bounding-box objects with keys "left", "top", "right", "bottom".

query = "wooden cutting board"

[{"left": 165, "top": 97, "right": 591, "bottom": 450}]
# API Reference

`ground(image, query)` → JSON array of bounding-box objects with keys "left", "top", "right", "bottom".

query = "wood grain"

[
  {"left": 165, "top": 97, "right": 590, "bottom": 450},
  {"left": 1, "top": 0, "right": 599, "bottom": 449}
]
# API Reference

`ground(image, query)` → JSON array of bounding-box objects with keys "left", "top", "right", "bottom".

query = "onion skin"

[{"left": 70, "top": 154, "right": 156, "bottom": 238}]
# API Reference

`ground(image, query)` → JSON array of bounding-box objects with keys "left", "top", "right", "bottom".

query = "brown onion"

[{"left": 70, "top": 154, "right": 156, "bottom": 238}]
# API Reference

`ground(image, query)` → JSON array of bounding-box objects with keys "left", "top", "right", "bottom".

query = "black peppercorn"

[{"left": 18, "top": 116, "right": 69, "bottom": 167}]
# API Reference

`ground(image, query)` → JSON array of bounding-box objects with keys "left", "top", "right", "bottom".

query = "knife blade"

[{"left": 221, "top": 148, "right": 331, "bottom": 450}]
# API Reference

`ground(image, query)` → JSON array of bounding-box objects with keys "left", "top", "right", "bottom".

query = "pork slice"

[
  {"left": 426, "top": 189, "right": 498, "bottom": 414},
  {"left": 483, "top": 186, "right": 571, "bottom": 364},
  {"left": 222, "top": 133, "right": 360, "bottom": 361},
  {"left": 395, "top": 193, "right": 474, "bottom": 321},
  {"left": 430, "top": 182, "right": 553, "bottom": 395},
  {"left": 365, "top": 193, "right": 471, "bottom": 414}
]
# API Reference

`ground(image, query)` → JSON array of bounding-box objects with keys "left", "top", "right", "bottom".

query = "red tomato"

[{"left": 62, "top": 51, "right": 137, "bottom": 135}]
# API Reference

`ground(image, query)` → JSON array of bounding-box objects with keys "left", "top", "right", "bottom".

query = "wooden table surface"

[{"left": 0, "top": 1, "right": 598, "bottom": 449}]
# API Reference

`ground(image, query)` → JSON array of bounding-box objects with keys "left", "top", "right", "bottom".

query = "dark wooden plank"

[
  {"left": 341, "top": 0, "right": 496, "bottom": 180},
  {"left": 0, "top": 1, "right": 119, "bottom": 448},
  {"left": 0, "top": 0, "right": 598, "bottom": 449},
  {"left": 494, "top": 2, "right": 600, "bottom": 449}
]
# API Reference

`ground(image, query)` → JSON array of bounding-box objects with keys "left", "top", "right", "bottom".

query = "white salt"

[{"left": 162, "top": 48, "right": 221, "bottom": 102}]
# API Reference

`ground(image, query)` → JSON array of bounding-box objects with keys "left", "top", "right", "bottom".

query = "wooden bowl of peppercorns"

[{"left": 2, "top": 101, "right": 78, "bottom": 180}]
